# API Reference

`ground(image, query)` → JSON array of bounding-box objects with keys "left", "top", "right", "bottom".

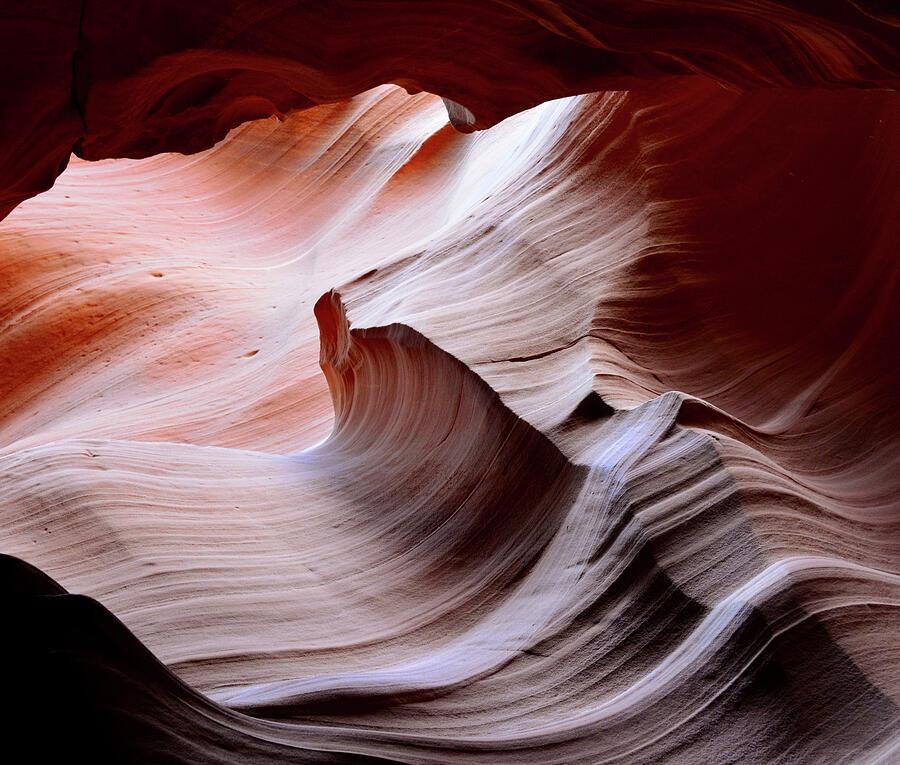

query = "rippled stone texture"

[
  {"left": 3, "top": 0, "right": 900, "bottom": 217},
  {"left": 1, "top": 2, "right": 899, "bottom": 763}
]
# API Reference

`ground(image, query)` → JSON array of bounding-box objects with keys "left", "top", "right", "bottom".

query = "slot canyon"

[{"left": 1, "top": 1, "right": 898, "bottom": 762}]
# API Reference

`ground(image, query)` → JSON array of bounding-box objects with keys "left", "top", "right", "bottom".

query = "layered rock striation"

[
  {"left": 0, "top": 2, "right": 898, "bottom": 762},
  {"left": 2, "top": 0, "right": 899, "bottom": 218}
]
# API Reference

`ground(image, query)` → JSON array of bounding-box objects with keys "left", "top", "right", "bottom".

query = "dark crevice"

[
  {"left": 569, "top": 390, "right": 615, "bottom": 421},
  {"left": 486, "top": 333, "right": 590, "bottom": 364}
]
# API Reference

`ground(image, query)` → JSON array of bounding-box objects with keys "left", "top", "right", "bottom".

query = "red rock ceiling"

[{"left": 1, "top": 1, "right": 898, "bottom": 762}]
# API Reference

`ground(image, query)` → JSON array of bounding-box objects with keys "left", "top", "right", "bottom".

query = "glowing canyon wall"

[{"left": 1, "top": 1, "right": 898, "bottom": 762}]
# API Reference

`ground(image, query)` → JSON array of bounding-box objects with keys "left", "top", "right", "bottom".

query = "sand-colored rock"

[{"left": 0, "top": 6, "right": 898, "bottom": 762}]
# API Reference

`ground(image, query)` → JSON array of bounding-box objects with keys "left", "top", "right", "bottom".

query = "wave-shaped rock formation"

[
  {"left": 2, "top": 2, "right": 899, "bottom": 762},
  {"left": 3, "top": 0, "right": 900, "bottom": 218}
]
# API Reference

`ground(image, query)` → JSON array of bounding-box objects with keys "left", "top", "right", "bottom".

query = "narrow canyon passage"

[{"left": 1, "top": 2, "right": 898, "bottom": 762}]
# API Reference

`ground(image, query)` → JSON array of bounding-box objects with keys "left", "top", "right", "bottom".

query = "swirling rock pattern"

[
  {"left": 2, "top": 0, "right": 900, "bottom": 217},
  {"left": 1, "top": 4, "right": 899, "bottom": 763}
]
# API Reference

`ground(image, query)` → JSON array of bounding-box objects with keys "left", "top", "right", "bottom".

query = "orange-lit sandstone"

[{"left": 1, "top": 3, "right": 898, "bottom": 762}]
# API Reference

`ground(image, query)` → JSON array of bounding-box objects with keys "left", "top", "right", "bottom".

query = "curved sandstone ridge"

[
  {"left": 2, "top": 0, "right": 900, "bottom": 218},
  {"left": 1, "top": 19, "right": 899, "bottom": 765},
  {"left": 3, "top": 292, "right": 897, "bottom": 762}
]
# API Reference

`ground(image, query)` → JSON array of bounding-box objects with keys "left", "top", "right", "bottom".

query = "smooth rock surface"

[{"left": 1, "top": 6, "right": 898, "bottom": 762}]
